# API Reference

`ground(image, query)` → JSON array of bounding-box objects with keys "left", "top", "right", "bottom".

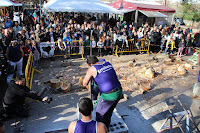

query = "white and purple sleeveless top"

[
  {"left": 74, "top": 120, "right": 97, "bottom": 133},
  {"left": 93, "top": 61, "right": 121, "bottom": 93}
]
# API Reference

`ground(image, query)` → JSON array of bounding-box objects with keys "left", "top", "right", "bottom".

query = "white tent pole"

[
  {"left": 39, "top": 0, "right": 41, "bottom": 18},
  {"left": 135, "top": 10, "right": 138, "bottom": 27}
]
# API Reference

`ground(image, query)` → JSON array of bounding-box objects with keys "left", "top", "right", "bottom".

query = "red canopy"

[
  {"left": 109, "top": 0, "right": 175, "bottom": 12},
  {"left": 10, "top": 0, "right": 23, "bottom": 4}
]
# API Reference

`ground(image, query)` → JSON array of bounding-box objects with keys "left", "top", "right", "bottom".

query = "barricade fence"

[
  {"left": 115, "top": 38, "right": 150, "bottom": 58},
  {"left": 39, "top": 39, "right": 196, "bottom": 59},
  {"left": 54, "top": 40, "right": 84, "bottom": 60},
  {"left": 25, "top": 53, "right": 42, "bottom": 90}
]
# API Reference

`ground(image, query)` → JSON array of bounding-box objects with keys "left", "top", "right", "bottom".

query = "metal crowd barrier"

[
  {"left": 115, "top": 38, "right": 150, "bottom": 58},
  {"left": 25, "top": 53, "right": 42, "bottom": 90},
  {"left": 54, "top": 40, "right": 84, "bottom": 60}
]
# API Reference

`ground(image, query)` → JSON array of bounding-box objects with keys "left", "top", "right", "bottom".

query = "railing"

[
  {"left": 115, "top": 38, "right": 150, "bottom": 58},
  {"left": 54, "top": 40, "right": 84, "bottom": 60},
  {"left": 25, "top": 53, "right": 41, "bottom": 89}
]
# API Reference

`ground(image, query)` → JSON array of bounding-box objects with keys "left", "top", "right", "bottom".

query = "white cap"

[{"left": 11, "top": 40, "right": 17, "bottom": 43}]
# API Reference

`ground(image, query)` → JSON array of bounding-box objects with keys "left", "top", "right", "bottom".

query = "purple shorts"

[{"left": 95, "top": 97, "right": 119, "bottom": 129}]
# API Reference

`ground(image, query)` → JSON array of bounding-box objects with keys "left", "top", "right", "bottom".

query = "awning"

[
  {"left": 119, "top": 9, "right": 134, "bottom": 14},
  {"left": 44, "top": 0, "right": 120, "bottom": 14},
  {"left": 139, "top": 10, "right": 167, "bottom": 18},
  {"left": 0, "top": 0, "right": 19, "bottom": 7},
  {"left": 110, "top": 0, "right": 175, "bottom": 12}
]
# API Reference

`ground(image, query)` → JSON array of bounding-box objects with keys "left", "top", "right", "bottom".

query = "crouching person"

[
  {"left": 68, "top": 98, "right": 107, "bottom": 133},
  {"left": 3, "top": 76, "right": 50, "bottom": 118}
]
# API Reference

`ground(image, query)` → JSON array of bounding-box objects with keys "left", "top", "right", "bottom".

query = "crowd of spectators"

[{"left": 0, "top": 10, "right": 200, "bottom": 83}]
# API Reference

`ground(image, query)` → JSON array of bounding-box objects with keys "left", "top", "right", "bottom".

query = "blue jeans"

[
  {"left": 198, "top": 71, "right": 200, "bottom": 82},
  {"left": 164, "top": 47, "right": 168, "bottom": 54},
  {"left": 164, "top": 47, "right": 173, "bottom": 55},
  {"left": 7, "top": 58, "right": 23, "bottom": 83},
  {"left": 160, "top": 43, "right": 164, "bottom": 50}
]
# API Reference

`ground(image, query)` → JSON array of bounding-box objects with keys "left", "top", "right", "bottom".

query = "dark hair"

[
  {"left": 86, "top": 56, "right": 99, "bottom": 65},
  {"left": 15, "top": 75, "right": 25, "bottom": 82},
  {"left": 78, "top": 98, "right": 93, "bottom": 116}
]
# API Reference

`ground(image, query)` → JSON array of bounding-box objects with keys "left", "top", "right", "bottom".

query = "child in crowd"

[
  {"left": 165, "top": 33, "right": 175, "bottom": 55},
  {"left": 31, "top": 41, "right": 40, "bottom": 67},
  {"left": 104, "top": 35, "right": 111, "bottom": 55},
  {"left": 122, "top": 35, "right": 128, "bottom": 50},
  {"left": 65, "top": 39, "right": 70, "bottom": 58},
  {"left": 91, "top": 36, "right": 97, "bottom": 55},
  {"left": 177, "top": 38, "right": 185, "bottom": 58},
  {"left": 97, "top": 38, "right": 104, "bottom": 57},
  {"left": 79, "top": 38, "right": 84, "bottom": 54},
  {"left": 58, "top": 37, "right": 66, "bottom": 55},
  {"left": 84, "top": 35, "right": 90, "bottom": 57}
]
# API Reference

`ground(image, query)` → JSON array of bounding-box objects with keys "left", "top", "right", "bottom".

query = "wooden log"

[
  {"left": 185, "top": 63, "right": 192, "bottom": 71},
  {"left": 145, "top": 68, "right": 154, "bottom": 79},
  {"left": 177, "top": 65, "right": 186, "bottom": 75},
  {"left": 60, "top": 82, "right": 72, "bottom": 93},
  {"left": 140, "top": 81, "right": 151, "bottom": 91},
  {"left": 50, "top": 79, "right": 60, "bottom": 88}
]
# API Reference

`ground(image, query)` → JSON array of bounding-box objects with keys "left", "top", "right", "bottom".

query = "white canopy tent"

[
  {"left": 43, "top": 0, "right": 120, "bottom": 14},
  {"left": 0, "top": 0, "right": 20, "bottom": 7}
]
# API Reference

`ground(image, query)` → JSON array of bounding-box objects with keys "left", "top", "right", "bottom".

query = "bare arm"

[
  {"left": 68, "top": 121, "right": 76, "bottom": 133},
  {"left": 20, "top": 45, "right": 24, "bottom": 57},
  {"left": 63, "top": 41, "right": 67, "bottom": 50},
  {"left": 97, "top": 122, "right": 108, "bottom": 133},
  {"left": 58, "top": 40, "right": 62, "bottom": 50},
  {"left": 83, "top": 67, "right": 96, "bottom": 87}
]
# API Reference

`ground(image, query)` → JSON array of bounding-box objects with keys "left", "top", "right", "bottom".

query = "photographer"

[{"left": 3, "top": 76, "right": 50, "bottom": 118}]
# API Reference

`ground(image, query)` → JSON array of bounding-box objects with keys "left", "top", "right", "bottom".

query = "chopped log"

[
  {"left": 50, "top": 79, "right": 60, "bottom": 88},
  {"left": 164, "top": 58, "right": 172, "bottom": 65},
  {"left": 60, "top": 82, "right": 72, "bottom": 93},
  {"left": 178, "top": 65, "right": 186, "bottom": 75},
  {"left": 128, "top": 61, "right": 133, "bottom": 67},
  {"left": 140, "top": 81, "right": 151, "bottom": 91},
  {"left": 122, "top": 75, "right": 127, "bottom": 80},
  {"left": 145, "top": 68, "right": 154, "bottom": 79},
  {"left": 185, "top": 63, "right": 192, "bottom": 71}
]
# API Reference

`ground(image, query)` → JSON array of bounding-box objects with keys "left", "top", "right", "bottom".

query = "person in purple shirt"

[
  {"left": 82, "top": 56, "right": 123, "bottom": 129},
  {"left": 68, "top": 98, "right": 107, "bottom": 133}
]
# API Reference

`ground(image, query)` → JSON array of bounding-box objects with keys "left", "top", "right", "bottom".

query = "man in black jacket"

[
  {"left": 46, "top": 28, "right": 57, "bottom": 42},
  {"left": 3, "top": 76, "right": 49, "bottom": 117},
  {"left": 150, "top": 27, "right": 160, "bottom": 52}
]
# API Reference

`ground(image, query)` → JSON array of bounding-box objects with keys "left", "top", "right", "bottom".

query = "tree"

[{"left": 177, "top": 2, "right": 200, "bottom": 21}]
